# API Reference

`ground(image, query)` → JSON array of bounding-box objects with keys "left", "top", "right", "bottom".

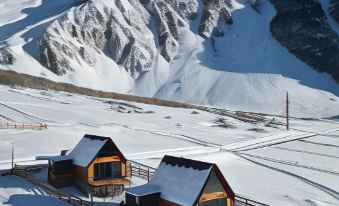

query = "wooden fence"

[
  {"left": 127, "top": 160, "right": 155, "bottom": 182},
  {"left": 0, "top": 122, "right": 47, "bottom": 130}
]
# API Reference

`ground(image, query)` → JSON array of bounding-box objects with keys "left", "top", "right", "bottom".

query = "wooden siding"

[
  {"left": 227, "top": 198, "right": 233, "bottom": 206},
  {"left": 73, "top": 164, "right": 88, "bottom": 183},
  {"left": 48, "top": 171, "right": 73, "bottom": 188},
  {"left": 199, "top": 192, "right": 227, "bottom": 202}
]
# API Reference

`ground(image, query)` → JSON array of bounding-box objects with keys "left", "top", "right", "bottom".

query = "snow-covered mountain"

[{"left": 0, "top": 0, "right": 339, "bottom": 117}]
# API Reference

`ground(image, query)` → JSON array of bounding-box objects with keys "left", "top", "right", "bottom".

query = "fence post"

[
  {"left": 147, "top": 168, "right": 150, "bottom": 182},
  {"left": 138, "top": 165, "right": 141, "bottom": 177}
]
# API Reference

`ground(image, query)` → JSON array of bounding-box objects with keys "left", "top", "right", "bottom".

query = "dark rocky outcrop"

[
  {"left": 269, "top": 0, "right": 339, "bottom": 83},
  {"left": 0, "top": 48, "right": 16, "bottom": 65},
  {"left": 199, "top": 0, "right": 233, "bottom": 38},
  {"left": 329, "top": 0, "right": 339, "bottom": 24},
  {"left": 38, "top": 0, "right": 155, "bottom": 78}
]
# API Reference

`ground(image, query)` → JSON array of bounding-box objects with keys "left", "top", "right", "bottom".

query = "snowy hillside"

[
  {"left": 0, "top": 0, "right": 339, "bottom": 117},
  {"left": 0, "top": 85, "right": 338, "bottom": 206}
]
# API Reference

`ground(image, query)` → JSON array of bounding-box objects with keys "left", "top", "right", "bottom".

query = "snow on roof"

[
  {"left": 146, "top": 156, "right": 214, "bottom": 206},
  {"left": 125, "top": 184, "right": 161, "bottom": 196},
  {"left": 66, "top": 134, "right": 108, "bottom": 167},
  {"left": 36, "top": 155, "right": 72, "bottom": 161},
  {"left": 36, "top": 134, "right": 126, "bottom": 167}
]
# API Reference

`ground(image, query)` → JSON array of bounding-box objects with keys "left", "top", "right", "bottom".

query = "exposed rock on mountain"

[
  {"left": 329, "top": 0, "right": 339, "bottom": 24},
  {"left": 39, "top": 0, "right": 156, "bottom": 78},
  {"left": 0, "top": 48, "right": 15, "bottom": 65},
  {"left": 162, "top": 0, "right": 198, "bottom": 20},
  {"left": 38, "top": 0, "right": 233, "bottom": 72},
  {"left": 199, "top": 0, "right": 233, "bottom": 38},
  {"left": 269, "top": 0, "right": 339, "bottom": 83},
  {"left": 152, "top": 0, "right": 189, "bottom": 62}
]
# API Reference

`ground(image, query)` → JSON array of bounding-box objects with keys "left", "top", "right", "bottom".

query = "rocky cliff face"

[
  {"left": 37, "top": 0, "right": 235, "bottom": 77},
  {"left": 151, "top": 0, "right": 189, "bottom": 62},
  {"left": 39, "top": 0, "right": 156, "bottom": 78},
  {"left": 269, "top": 0, "right": 339, "bottom": 83},
  {"left": 199, "top": 0, "right": 233, "bottom": 38},
  {"left": 329, "top": 0, "right": 339, "bottom": 24},
  {"left": 38, "top": 0, "right": 199, "bottom": 77},
  {"left": 4, "top": 0, "right": 338, "bottom": 86},
  {"left": 0, "top": 48, "right": 15, "bottom": 65}
]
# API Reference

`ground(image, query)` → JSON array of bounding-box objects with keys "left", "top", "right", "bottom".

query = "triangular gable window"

[{"left": 199, "top": 170, "right": 228, "bottom": 206}]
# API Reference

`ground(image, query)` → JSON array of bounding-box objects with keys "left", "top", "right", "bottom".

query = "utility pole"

[{"left": 286, "top": 92, "right": 289, "bottom": 130}]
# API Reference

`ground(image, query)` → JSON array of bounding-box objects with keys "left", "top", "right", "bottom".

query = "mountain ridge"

[{"left": 0, "top": 0, "right": 338, "bottom": 117}]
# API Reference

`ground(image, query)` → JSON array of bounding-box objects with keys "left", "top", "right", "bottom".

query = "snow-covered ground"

[
  {"left": 0, "top": 175, "right": 69, "bottom": 206},
  {"left": 0, "top": 85, "right": 338, "bottom": 206}
]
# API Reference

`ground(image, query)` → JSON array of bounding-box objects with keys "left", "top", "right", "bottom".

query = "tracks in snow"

[
  {"left": 236, "top": 152, "right": 339, "bottom": 177},
  {"left": 0, "top": 101, "right": 55, "bottom": 123},
  {"left": 235, "top": 153, "right": 339, "bottom": 201},
  {"left": 224, "top": 128, "right": 339, "bottom": 152}
]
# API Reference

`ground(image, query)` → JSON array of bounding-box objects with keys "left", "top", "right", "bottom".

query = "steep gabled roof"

[
  {"left": 38, "top": 134, "right": 126, "bottom": 167},
  {"left": 126, "top": 156, "right": 235, "bottom": 206},
  {"left": 68, "top": 134, "right": 127, "bottom": 167}
]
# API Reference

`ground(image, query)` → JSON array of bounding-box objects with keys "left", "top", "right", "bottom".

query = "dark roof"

[
  {"left": 129, "top": 155, "right": 235, "bottom": 206},
  {"left": 125, "top": 184, "right": 161, "bottom": 196},
  {"left": 37, "top": 134, "right": 126, "bottom": 167},
  {"left": 84, "top": 134, "right": 110, "bottom": 141},
  {"left": 161, "top": 155, "right": 214, "bottom": 170}
]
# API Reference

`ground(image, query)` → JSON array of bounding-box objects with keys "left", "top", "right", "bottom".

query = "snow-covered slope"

[
  {"left": 0, "top": 0, "right": 338, "bottom": 117},
  {"left": 0, "top": 85, "right": 338, "bottom": 205}
]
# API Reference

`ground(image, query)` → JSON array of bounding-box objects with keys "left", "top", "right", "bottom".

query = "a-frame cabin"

[
  {"left": 125, "top": 155, "right": 235, "bottom": 206},
  {"left": 39, "top": 134, "right": 129, "bottom": 197}
]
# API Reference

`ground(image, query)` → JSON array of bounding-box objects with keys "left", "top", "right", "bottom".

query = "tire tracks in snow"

[
  {"left": 237, "top": 152, "right": 339, "bottom": 177},
  {"left": 235, "top": 153, "right": 339, "bottom": 201},
  {"left": 274, "top": 146, "right": 339, "bottom": 160},
  {"left": 0, "top": 101, "right": 56, "bottom": 123},
  {"left": 226, "top": 128, "right": 339, "bottom": 152}
]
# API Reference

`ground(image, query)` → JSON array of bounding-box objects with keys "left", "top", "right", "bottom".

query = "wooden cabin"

[
  {"left": 125, "top": 155, "right": 235, "bottom": 206},
  {"left": 40, "top": 134, "right": 130, "bottom": 197}
]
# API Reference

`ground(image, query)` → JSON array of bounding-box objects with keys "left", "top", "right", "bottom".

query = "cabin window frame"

[{"left": 94, "top": 161, "right": 122, "bottom": 180}]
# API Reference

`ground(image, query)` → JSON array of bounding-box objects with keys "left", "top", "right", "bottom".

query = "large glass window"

[
  {"left": 94, "top": 162, "right": 122, "bottom": 179},
  {"left": 199, "top": 198, "right": 227, "bottom": 206}
]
